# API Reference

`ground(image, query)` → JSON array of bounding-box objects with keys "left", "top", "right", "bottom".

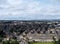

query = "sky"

[{"left": 0, "top": 0, "right": 60, "bottom": 20}]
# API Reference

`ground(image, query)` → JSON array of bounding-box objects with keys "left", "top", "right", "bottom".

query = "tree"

[{"left": 54, "top": 39, "right": 60, "bottom": 44}]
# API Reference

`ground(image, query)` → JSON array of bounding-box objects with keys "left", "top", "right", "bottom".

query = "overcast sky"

[{"left": 0, "top": 0, "right": 60, "bottom": 20}]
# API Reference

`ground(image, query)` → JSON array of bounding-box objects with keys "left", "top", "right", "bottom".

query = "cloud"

[{"left": 0, "top": 0, "right": 60, "bottom": 20}]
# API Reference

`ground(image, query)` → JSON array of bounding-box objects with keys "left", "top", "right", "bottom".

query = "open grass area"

[{"left": 29, "top": 42, "right": 54, "bottom": 44}]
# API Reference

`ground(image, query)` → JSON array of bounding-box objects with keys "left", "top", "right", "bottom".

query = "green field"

[{"left": 29, "top": 42, "right": 54, "bottom": 44}]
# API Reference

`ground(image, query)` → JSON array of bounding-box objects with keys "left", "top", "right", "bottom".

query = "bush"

[{"left": 2, "top": 40, "right": 19, "bottom": 44}]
